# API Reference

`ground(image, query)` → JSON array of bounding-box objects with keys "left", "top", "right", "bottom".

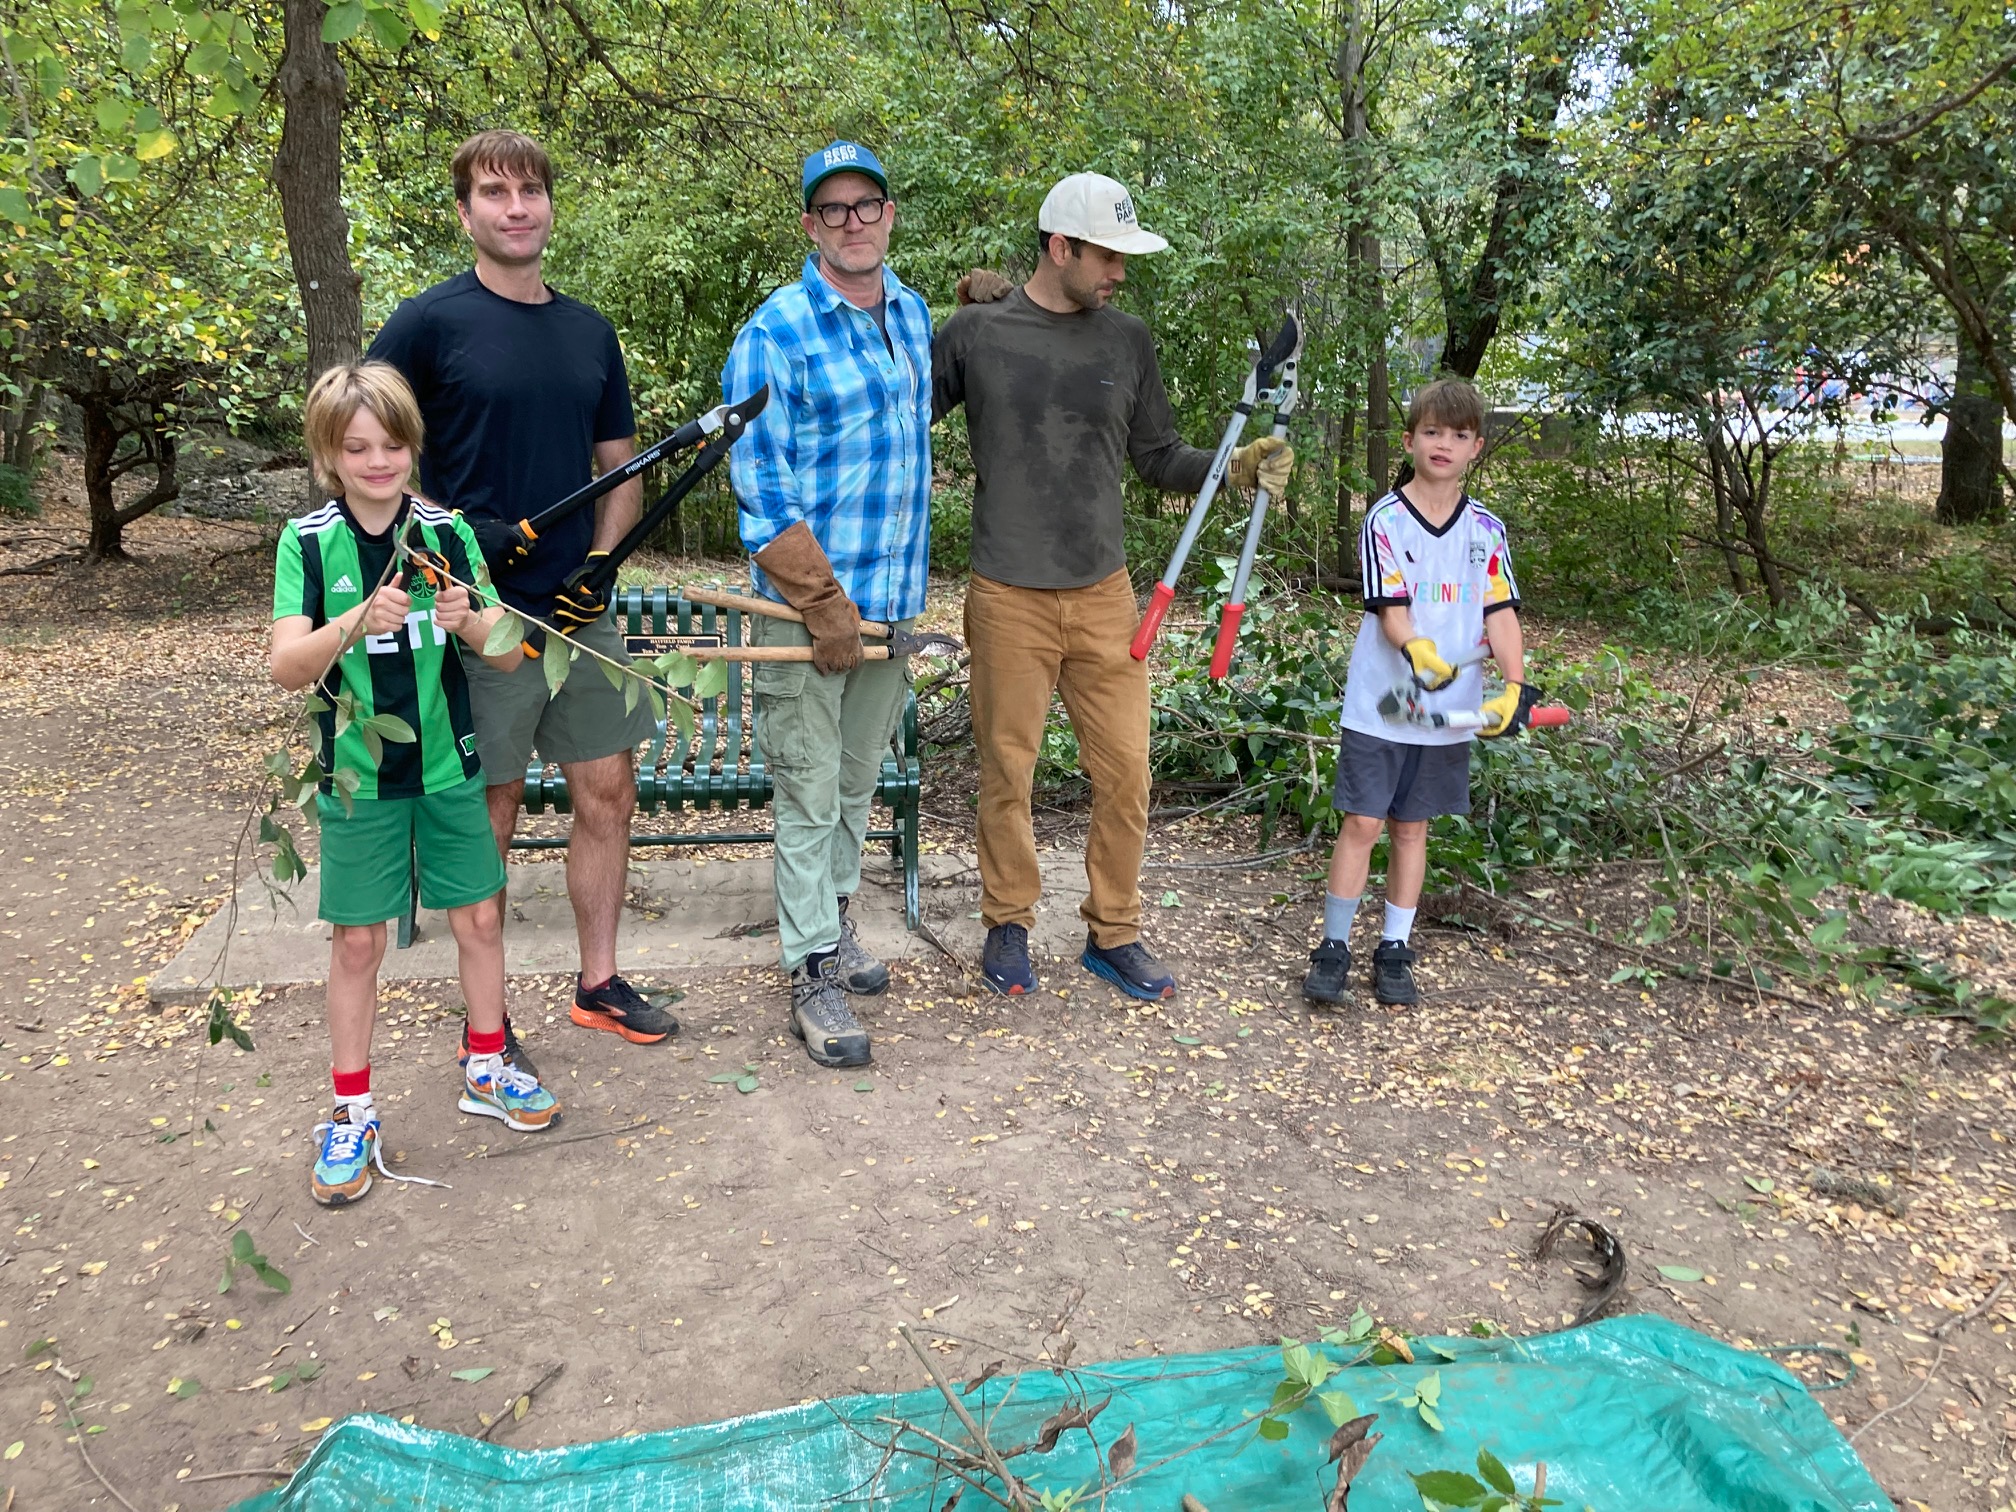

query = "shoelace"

[
  {"left": 315, "top": 1117, "right": 370, "bottom": 1168},
  {"left": 474, "top": 1061, "right": 544, "bottom": 1099},
  {"left": 796, "top": 979, "right": 860, "bottom": 1033},
  {"left": 311, "top": 1117, "right": 451, "bottom": 1190}
]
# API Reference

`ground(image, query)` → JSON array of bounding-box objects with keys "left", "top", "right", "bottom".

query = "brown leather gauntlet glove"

[
  {"left": 956, "top": 268, "right": 1015, "bottom": 305},
  {"left": 753, "top": 521, "right": 863, "bottom": 676}
]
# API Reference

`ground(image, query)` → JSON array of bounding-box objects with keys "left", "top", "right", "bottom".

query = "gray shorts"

[
  {"left": 460, "top": 611, "right": 657, "bottom": 783},
  {"left": 1332, "top": 728, "right": 1472, "bottom": 821}
]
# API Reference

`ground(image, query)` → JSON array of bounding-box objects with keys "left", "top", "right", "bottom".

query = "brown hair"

[
  {"left": 303, "top": 361, "right": 424, "bottom": 496},
  {"left": 451, "top": 129, "right": 554, "bottom": 205},
  {"left": 1405, "top": 376, "right": 1486, "bottom": 435}
]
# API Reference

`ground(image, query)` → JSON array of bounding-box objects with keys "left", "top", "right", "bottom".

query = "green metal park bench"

[{"left": 396, "top": 585, "right": 923, "bottom": 946}]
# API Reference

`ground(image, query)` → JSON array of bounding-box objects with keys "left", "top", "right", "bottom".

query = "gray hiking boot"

[
  {"left": 789, "top": 951, "right": 872, "bottom": 1068},
  {"left": 834, "top": 894, "right": 890, "bottom": 996}
]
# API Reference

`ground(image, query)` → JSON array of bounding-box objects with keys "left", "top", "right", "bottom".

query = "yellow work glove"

[
  {"left": 1402, "top": 637, "right": 1456, "bottom": 691},
  {"left": 1479, "top": 681, "right": 1541, "bottom": 739},
  {"left": 1228, "top": 436, "right": 1294, "bottom": 496}
]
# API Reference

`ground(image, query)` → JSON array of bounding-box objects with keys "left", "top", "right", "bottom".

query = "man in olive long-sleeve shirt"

[{"left": 933, "top": 172, "right": 1292, "bottom": 1001}]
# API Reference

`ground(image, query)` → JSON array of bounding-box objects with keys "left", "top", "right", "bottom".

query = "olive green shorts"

[
  {"left": 315, "top": 775, "right": 507, "bottom": 927},
  {"left": 460, "top": 611, "right": 656, "bottom": 783}
]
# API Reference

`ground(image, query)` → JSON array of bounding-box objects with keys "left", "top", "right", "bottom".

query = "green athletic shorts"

[
  {"left": 460, "top": 610, "right": 656, "bottom": 782},
  {"left": 315, "top": 774, "right": 508, "bottom": 926}
]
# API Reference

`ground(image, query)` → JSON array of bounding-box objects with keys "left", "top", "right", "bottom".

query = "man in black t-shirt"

[{"left": 369, "top": 129, "right": 676, "bottom": 1056}]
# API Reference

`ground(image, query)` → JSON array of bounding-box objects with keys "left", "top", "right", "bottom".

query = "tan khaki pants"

[{"left": 964, "top": 569, "right": 1149, "bottom": 948}]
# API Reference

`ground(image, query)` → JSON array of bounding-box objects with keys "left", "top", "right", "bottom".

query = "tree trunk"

[
  {"left": 1937, "top": 326, "right": 2006, "bottom": 524},
  {"left": 276, "top": 0, "right": 362, "bottom": 383},
  {"left": 80, "top": 399, "right": 131, "bottom": 562},
  {"left": 1699, "top": 416, "right": 1745, "bottom": 591},
  {"left": 1741, "top": 450, "right": 1785, "bottom": 608},
  {"left": 1365, "top": 234, "right": 1391, "bottom": 496},
  {"left": 78, "top": 395, "right": 180, "bottom": 561},
  {"left": 4, "top": 379, "right": 46, "bottom": 469},
  {"left": 1334, "top": 407, "right": 1357, "bottom": 580},
  {"left": 1706, "top": 422, "right": 1784, "bottom": 606},
  {"left": 1335, "top": 0, "right": 1372, "bottom": 567},
  {"left": 1438, "top": 2, "right": 1580, "bottom": 379}
]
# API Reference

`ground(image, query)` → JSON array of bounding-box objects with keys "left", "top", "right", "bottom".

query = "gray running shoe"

[
  {"left": 834, "top": 895, "right": 890, "bottom": 996},
  {"left": 789, "top": 951, "right": 872, "bottom": 1067}
]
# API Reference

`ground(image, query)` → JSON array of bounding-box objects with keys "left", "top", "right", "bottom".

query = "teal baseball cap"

[{"left": 802, "top": 141, "right": 889, "bottom": 206}]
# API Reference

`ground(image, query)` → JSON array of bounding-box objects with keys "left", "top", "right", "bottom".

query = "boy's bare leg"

[
  {"left": 1384, "top": 819, "right": 1429, "bottom": 909},
  {"left": 327, "top": 923, "right": 386, "bottom": 1073},
  {"left": 1328, "top": 813, "right": 1386, "bottom": 899},
  {"left": 447, "top": 897, "right": 507, "bottom": 1039}
]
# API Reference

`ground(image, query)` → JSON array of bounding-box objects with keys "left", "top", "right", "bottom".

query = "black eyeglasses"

[{"left": 811, "top": 196, "right": 888, "bottom": 228}]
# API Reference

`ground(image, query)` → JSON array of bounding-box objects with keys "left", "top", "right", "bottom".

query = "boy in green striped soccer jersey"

[{"left": 272, "top": 361, "right": 560, "bottom": 1207}]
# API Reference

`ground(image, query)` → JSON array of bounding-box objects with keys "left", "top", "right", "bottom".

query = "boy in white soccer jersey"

[{"left": 1303, "top": 378, "right": 1541, "bottom": 1008}]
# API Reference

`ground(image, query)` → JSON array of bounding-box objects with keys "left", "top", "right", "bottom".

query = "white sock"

[
  {"left": 465, "top": 1052, "right": 504, "bottom": 1085},
  {"left": 336, "top": 1091, "right": 375, "bottom": 1123},
  {"left": 1382, "top": 903, "right": 1417, "bottom": 944}
]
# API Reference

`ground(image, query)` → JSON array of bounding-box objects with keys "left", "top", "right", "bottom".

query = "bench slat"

[{"left": 399, "top": 585, "right": 923, "bottom": 949}]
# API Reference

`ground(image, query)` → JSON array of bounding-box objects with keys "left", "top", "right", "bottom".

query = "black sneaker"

[
  {"left": 457, "top": 1013, "right": 540, "bottom": 1081},
  {"left": 1302, "top": 938, "right": 1352, "bottom": 1004},
  {"left": 1081, "top": 934, "right": 1176, "bottom": 1000},
  {"left": 982, "top": 923, "right": 1036, "bottom": 996},
  {"left": 571, "top": 974, "right": 682, "bottom": 1043},
  {"left": 1371, "top": 939, "right": 1418, "bottom": 1005},
  {"left": 789, "top": 951, "right": 871, "bottom": 1067}
]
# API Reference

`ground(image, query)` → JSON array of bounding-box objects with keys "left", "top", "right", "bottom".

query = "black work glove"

[
  {"left": 551, "top": 552, "right": 612, "bottom": 636},
  {"left": 470, "top": 512, "right": 537, "bottom": 573}
]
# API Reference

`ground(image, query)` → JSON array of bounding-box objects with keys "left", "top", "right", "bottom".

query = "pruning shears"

[
  {"left": 1130, "top": 312, "right": 1301, "bottom": 663},
  {"left": 1209, "top": 314, "right": 1304, "bottom": 678},
  {"left": 397, "top": 518, "right": 451, "bottom": 594},
  {"left": 1375, "top": 643, "right": 1572, "bottom": 733},
  {"left": 520, "top": 385, "right": 771, "bottom": 660},
  {"left": 480, "top": 390, "right": 771, "bottom": 575}
]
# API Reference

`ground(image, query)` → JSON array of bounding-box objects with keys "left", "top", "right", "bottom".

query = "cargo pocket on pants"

[{"left": 753, "top": 660, "right": 814, "bottom": 771}]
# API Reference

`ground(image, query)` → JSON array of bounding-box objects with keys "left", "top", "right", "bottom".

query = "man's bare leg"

[
  {"left": 558, "top": 750, "right": 634, "bottom": 988},
  {"left": 486, "top": 777, "right": 525, "bottom": 862}
]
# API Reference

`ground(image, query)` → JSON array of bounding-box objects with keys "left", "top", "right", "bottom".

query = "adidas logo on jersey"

[{"left": 332, "top": 574, "right": 357, "bottom": 594}]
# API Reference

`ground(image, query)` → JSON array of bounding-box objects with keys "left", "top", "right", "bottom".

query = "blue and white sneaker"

[
  {"left": 1080, "top": 934, "right": 1177, "bottom": 1001},
  {"left": 459, "top": 1058, "right": 561, "bottom": 1132},
  {"left": 311, "top": 1105, "right": 378, "bottom": 1206}
]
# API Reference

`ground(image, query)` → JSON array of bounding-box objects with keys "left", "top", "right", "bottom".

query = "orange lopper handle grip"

[
  {"left": 1208, "top": 602, "right": 1244, "bottom": 679},
  {"left": 1130, "top": 582, "right": 1176, "bottom": 661}
]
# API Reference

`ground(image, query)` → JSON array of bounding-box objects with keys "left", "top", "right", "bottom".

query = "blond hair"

[
  {"left": 452, "top": 129, "right": 554, "bottom": 205},
  {"left": 1405, "top": 376, "right": 1486, "bottom": 435},
  {"left": 303, "top": 361, "right": 424, "bottom": 497}
]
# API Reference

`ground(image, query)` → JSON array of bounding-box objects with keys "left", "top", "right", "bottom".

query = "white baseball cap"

[{"left": 1037, "top": 172, "right": 1169, "bottom": 255}]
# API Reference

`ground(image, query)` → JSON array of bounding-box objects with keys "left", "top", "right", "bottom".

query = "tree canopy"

[{"left": 3, "top": 0, "right": 2009, "bottom": 557}]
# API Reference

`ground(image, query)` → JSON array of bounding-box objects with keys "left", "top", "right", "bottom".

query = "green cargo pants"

[{"left": 750, "top": 613, "right": 913, "bottom": 970}]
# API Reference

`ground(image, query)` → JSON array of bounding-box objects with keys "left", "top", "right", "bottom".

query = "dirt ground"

[{"left": 1, "top": 471, "right": 2012, "bottom": 1512}]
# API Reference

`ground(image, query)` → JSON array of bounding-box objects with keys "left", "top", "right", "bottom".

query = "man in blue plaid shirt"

[{"left": 722, "top": 139, "right": 933, "bottom": 1070}]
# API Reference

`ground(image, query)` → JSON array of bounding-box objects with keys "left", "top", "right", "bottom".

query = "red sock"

[
  {"left": 466, "top": 1027, "right": 506, "bottom": 1057},
  {"left": 331, "top": 1065, "right": 371, "bottom": 1100},
  {"left": 579, "top": 974, "right": 610, "bottom": 995}
]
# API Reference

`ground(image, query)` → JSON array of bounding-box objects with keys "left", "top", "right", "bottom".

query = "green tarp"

[{"left": 235, "top": 1315, "right": 1887, "bottom": 1511}]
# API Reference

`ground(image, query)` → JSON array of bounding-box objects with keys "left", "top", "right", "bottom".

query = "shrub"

[{"left": 0, "top": 461, "right": 37, "bottom": 518}]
